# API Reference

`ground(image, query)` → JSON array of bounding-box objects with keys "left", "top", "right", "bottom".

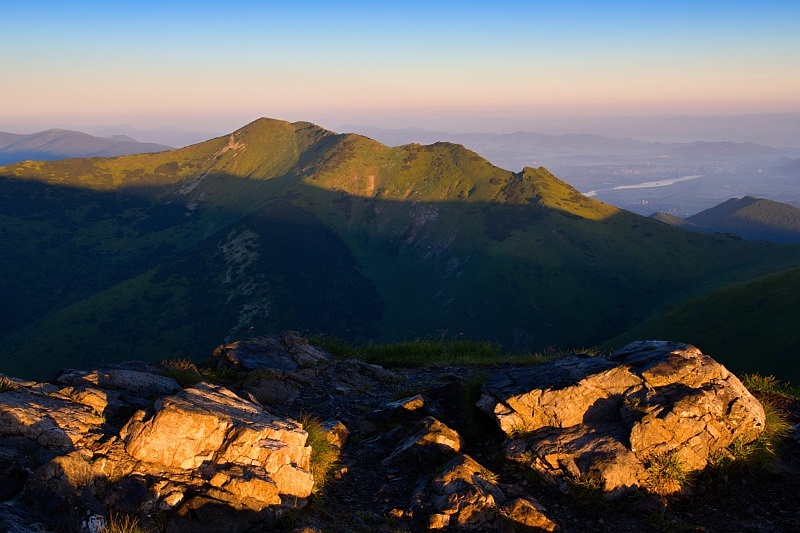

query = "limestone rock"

[
  {"left": 368, "top": 394, "right": 429, "bottom": 423},
  {"left": 382, "top": 416, "right": 463, "bottom": 467},
  {"left": 208, "top": 463, "right": 281, "bottom": 510},
  {"left": 0, "top": 502, "right": 55, "bottom": 533},
  {"left": 55, "top": 362, "right": 182, "bottom": 397},
  {"left": 214, "top": 332, "right": 331, "bottom": 372},
  {"left": 328, "top": 359, "right": 400, "bottom": 396},
  {"left": 320, "top": 420, "right": 349, "bottom": 451},
  {"left": 429, "top": 454, "right": 558, "bottom": 531},
  {"left": 477, "top": 355, "right": 639, "bottom": 435},
  {"left": 502, "top": 496, "right": 558, "bottom": 531},
  {"left": 479, "top": 341, "right": 766, "bottom": 498},
  {"left": 122, "top": 382, "right": 313, "bottom": 498},
  {"left": 0, "top": 386, "right": 106, "bottom": 449}
]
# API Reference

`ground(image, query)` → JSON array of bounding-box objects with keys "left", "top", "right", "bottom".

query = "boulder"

[
  {"left": 382, "top": 416, "right": 463, "bottom": 467},
  {"left": 54, "top": 362, "right": 182, "bottom": 397},
  {"left": 214, "top": 332, "right": 331, "bottom": 372},
  {"left": 122, "top": 382, "right": 314, "bottom": 501},
  {"left": 479, "top": 341, "right": 766, "bottom": 498},
  {"left": 0, "top": 367, "right": 318, "bottom": 532},
  {"left": 429, "top": 454, "right": 558, "bottom": 531},
  {"left": 0, "top": 386, "right": 106, "bottom": 449}
]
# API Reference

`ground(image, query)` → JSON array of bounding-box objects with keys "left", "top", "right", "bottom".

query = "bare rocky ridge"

[{"left": 0, "top": 335, "right": 797, "bottom": 532}]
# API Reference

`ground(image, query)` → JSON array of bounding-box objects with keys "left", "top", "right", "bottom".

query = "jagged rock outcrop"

[
  {"left": 0, "top": 357, "right": 317, "bottom": 532},
  {"left": 0, "top": 336, "right": 790, "bottom": 532},
  {"left": 121, "top": 382, "right": 313, "bottom": 500},
  {"left": 428, "top": 453, "right": 558, "bottom": 531},
  {"left": 478, "top": 340, "right": 766, "bottom": 499}
]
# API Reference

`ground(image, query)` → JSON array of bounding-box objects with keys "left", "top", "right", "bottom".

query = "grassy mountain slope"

[
  {"left": 1, "top": 118, "right": 799, "bottom": 378},
  {"left": 606, "top": 267, "right": 800, "bottom": 383}
]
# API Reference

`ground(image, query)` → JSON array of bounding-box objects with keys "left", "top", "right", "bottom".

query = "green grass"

[
  {"left": 706, "top": 373, "right": 796, "bottom": 473},
  {"left": 3, "top": 116, "right": 799, "bottom": 380},
  {"left": 608, "top": 267, "right": 800, "bottom": 384},
  {"left": 567, "top": 474, "right": 608, "bottom": 506},
  {"left": 644, "top": 451, "right": 689, "bottom": 496},
  {"left": 742, "top": 373, "right": 800, "bottom": 398},
  {"left": 310, "top": 336, "right": 508, "bottom": 367},
  {"left": 158, "top": 358, "right": 235, "bottom": 387},
  {"left": 300, "top": 415, "right": 340, "bottom": 492},
  {"left": 313, "top": 335, "right": 594, "bottom": 370}
]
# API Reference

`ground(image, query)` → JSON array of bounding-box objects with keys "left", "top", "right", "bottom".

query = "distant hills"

[
  {"left": 340, "top": 124, "right": 791, "bottom": 169},
  {"left": 0, "top": 129, "right": 172, "bottom": 165},
  {"left": 651, "top": 196, "right": 800, "bottom": 243},
  {"left": 777, "top": 157, "right": 800, "bottom": 176},
  {"left": 1, "top": 118, "right": 798, "bottom": 381}
]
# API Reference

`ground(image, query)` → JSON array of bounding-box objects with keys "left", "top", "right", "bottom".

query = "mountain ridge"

[{"left": 1, "top": 117, "right": 799, "bottom": 380}]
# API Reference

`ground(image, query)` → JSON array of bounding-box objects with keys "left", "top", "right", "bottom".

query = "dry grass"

[
  {"left": 0, "top": 376, "right": 18, "bottom": 392},
  {"left": 102, "top": 513, "right": 149, "bottom": 533}
]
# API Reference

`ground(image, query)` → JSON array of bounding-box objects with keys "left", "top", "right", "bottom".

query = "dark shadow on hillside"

[{"left": 1, "top": 169, "right": 799, "bottom": 379}]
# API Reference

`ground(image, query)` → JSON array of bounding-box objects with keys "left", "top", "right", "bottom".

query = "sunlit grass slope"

[{"left": 1, "top": 117, "right": 798, "bottom": 378}]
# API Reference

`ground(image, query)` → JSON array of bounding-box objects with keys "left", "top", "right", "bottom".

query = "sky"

[{"left": 2, "top": 1, "right": 799, "bottom": 140}]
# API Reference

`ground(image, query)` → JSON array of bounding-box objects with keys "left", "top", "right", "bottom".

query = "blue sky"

[{"left": 2, "top": 1, "right": 799, "bottom": 135}]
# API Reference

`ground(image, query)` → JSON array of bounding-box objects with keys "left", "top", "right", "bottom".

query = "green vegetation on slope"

[
  {"left": 1, "top": 117, "right": 799, "bottom": 379},
  {"left": 607, "top": 267, "right": 800, "bottom": 383}
]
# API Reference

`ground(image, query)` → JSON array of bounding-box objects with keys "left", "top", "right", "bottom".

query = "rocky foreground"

[{"left": 1, "top": 337, "right": 798, "bottom": 532}]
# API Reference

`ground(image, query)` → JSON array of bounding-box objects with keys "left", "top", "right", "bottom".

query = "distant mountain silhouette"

[
  {"left": 0, "top": 128, "right": 172, "bottom": 165},
  {"left": 666, "top": 141, "right": 780, "bottom": 158},
  {"left": 776, "top": 157, "right": 800, "bottom": 176},
  {"left": 651, "top": 196, "right": 800, "bottom": 243}
]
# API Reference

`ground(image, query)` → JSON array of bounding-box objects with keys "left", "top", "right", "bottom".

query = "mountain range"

[
  {"left": 0, "top": 128, "right": 172, "bottom": 165},
  {"left": 651, "top": 196, "right": 800, "bottom": 243},
  {"left": 1, "top": 118, "right": 798, "bottom": 381},
  {"left": 341, "top": 125, "right": 800, "bottom": 218},
  {"left": 340, "top": 124, "right": 793, "bottom": 169}
]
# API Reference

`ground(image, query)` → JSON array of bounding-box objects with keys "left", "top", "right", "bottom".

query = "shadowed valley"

[{"left": 1, "top": 118, "right": 799, "bottom": 380}]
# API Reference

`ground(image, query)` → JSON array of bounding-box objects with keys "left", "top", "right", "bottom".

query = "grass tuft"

[
  {"left": 742, "top": 373, "right": 800, "bottom": 399},
  {"left": 300, "top": 415, "right": 340, "bottom": 492},
  {"left": 645, "top": 451, "right": 688, "bottom": 496},
  {"left": 159, "top": 358, "right": 234, "bottom": 387},
  {"left": 715, "top": 373, "right": 797, "bottom": 472},
  {"left": 0, "top": 376, "right": 18, "bottom": 393},
  {"left": 720, "top": 398, "right": 793, "bottom": 472},
  {"left": 102, "top": 513, "right": 149, "bottom": 533},
  {"left": 568, "top": 474, "right": 608, "bottom": 506}
]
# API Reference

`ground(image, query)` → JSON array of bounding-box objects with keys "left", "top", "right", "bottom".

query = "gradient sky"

[{"left": 2, "top": 1, "right": 799, "bottom": 135}]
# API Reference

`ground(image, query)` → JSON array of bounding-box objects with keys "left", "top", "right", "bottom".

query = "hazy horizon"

[
  {"left": 2, "top": 1, "right": 798, "bottom": 146},
  {"left": 3, "top": 111, "right": 800, "bottom": 150}
]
